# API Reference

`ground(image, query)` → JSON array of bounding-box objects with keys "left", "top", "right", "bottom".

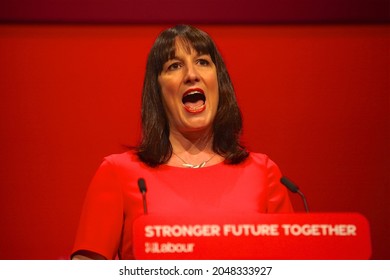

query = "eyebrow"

[{"left": 168, "top": 52, "right": 210, "bottom": 61}]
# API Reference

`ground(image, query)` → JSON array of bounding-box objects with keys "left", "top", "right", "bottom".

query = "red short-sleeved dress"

[{"left": 71, "top": 151, "right": 293, "bottom": 259}]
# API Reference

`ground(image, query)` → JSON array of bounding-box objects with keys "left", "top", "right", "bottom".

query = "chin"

[{"left": 184, "top": 120, "right": 213, "bottom": 132}]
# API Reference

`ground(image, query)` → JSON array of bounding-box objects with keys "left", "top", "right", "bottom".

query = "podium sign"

[{"left": 133, "top": 213, "right": 371, "bottom": 260}]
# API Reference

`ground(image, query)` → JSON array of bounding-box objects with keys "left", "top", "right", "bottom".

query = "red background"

[
  {"left": 1, "top": 0, "right": 388, "bottom": 23},
  {"left": 0, "top": 24, "right": 389, "bottom": 259}
]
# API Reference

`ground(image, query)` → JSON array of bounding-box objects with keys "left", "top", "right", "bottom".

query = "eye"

[
  {"left": 167, "top": 62, "right": 182, "bottom": 71},
  {"left": 197, "top": 58, "right": 211, "bottom": 66}
]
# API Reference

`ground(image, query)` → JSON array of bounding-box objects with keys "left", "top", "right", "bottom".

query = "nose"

[{"left": 184, "top": 63, "right": 200, "bottom": 84}]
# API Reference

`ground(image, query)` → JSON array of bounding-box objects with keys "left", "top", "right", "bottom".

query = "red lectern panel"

[{"left": 133, "top": 213, "right": 371, "bottom": 260}]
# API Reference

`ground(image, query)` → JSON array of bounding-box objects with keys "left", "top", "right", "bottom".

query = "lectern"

[{"left": 133, "top": 213, "right": 371, "bottom": 259}]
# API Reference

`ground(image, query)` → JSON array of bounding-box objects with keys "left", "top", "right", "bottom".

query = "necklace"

[{"left": 173, "top": 152, "right": 217, "bottom": 168}]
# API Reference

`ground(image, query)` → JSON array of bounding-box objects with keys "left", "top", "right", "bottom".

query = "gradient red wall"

[{"left": 0, "top": 24, "right": 389, "bottom": 259}]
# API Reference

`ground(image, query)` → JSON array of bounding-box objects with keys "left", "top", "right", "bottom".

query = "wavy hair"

[{"left": 137, "top": 25, "right": 248, "bottom": 167}]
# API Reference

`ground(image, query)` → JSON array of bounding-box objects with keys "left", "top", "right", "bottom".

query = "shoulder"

[
  {"left": 104, "top": 150, "right": 138, "bottom": 163},
  {"left": 89, "top": 150, "right": 151, "bottom": 186},
  {"left": 246, "top": 152, "right": 273, "bottom": 166},
  {"left": 244, "top": 152, "right": 282, "bottom": 173},
  {"left": 100, "top": 150, "right": 147, "bottom": 171}
]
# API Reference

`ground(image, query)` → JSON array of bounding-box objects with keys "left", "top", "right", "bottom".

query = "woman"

[{"left": 71, "top": 25, "right": 293, "bottom": 260}]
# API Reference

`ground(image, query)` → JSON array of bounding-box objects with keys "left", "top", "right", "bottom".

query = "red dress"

[{"left": 71, "top": 151, "right": 293, "bottom": 259}]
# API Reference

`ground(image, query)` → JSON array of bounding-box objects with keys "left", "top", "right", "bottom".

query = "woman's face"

[{"left": 158, "top": 39, "right": 219, "bottom": 135}]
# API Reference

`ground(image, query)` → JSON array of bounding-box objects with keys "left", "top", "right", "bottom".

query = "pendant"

[{"left": 182, "top": 161, "right": 207, "bottom": 168}]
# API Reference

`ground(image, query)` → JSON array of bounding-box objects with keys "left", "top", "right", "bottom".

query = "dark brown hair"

[{"left": 137, "top": 25, "right": 248, "bottom": 167}]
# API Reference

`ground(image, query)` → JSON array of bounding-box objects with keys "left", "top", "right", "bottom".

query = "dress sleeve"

[
  {"left": 71, "top": 158, "right": 124, "bottom": 260},
  {"left": 265, "top": 157, "right": 294, "bottom": 213}
]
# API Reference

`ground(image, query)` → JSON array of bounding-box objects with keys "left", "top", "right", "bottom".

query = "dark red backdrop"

[
  {"left": 0, "top": 24, "right": 389, "bottom": 259},
  {"left": 1, "top": 0, "right": 389, "bottom": 23}
]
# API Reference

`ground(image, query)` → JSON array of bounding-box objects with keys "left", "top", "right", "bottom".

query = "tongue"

[{"left": 184, "top": 100, "right": 204, "bottom": 109}]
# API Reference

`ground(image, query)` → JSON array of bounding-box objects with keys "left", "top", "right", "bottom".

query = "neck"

[
  {"left": 168, "top": 128, "right": 220, "bottom": 167},
  {"left": 169, "top": 128, "right": 214, "bottom": 155}
]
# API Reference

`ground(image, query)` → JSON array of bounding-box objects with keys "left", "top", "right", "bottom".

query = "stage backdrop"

[
  {"left": 0, "top": 24, "right": 389, "bottom": 259},
  {"left": 1, "top": 0, "right": 389, "bottom": 24}
]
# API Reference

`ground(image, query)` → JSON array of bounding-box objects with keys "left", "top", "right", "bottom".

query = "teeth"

[{"left": 185, "top": 91, "right": 202, "bottom": 96}]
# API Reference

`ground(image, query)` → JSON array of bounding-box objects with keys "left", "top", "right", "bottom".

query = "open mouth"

[{"left": 182, "top": 89, "right": 206, "bottom": 113}]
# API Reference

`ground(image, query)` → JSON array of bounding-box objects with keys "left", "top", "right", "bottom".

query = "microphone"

[
  {"left": 280, "top": 176, "right": 309, "bottom": 213},
  {"left": 137, "top": 178, "right": 148, "bottom": 214}
]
